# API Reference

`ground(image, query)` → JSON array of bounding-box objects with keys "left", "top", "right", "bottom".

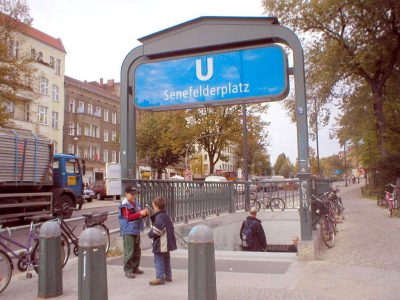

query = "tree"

[
  {"left": 274, "top": 153, "right": 292, "bottom": 177},
  {"left": 186, "top": 106, "right": 242, "bottom": 174},
  {"left": 137, "top": 111, "right": 190, "bottom": 179},
  {"left": 0, "top": 1, "right": 36, "bottom": 127},
  {"left": 263, "top": 0, "right": 400, "bottom": 159}
]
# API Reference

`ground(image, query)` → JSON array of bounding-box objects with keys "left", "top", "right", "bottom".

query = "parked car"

[
  {"left": 204, "top": 175, "right": 228, "bottom": 182},
  {"left": 91, "top": 181, "right": 107, "bottom": 200},
  {"left": 83, "top": 188, "right": 95, "bottom": 202}
]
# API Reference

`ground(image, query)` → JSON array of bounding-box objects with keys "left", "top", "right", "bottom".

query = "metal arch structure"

[{"left": 120, "top": 16, "right": 312, "bottom": 240}]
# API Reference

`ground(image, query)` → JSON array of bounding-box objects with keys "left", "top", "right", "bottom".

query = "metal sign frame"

[{"left": 120, "top": 16, "right": 312, "bottom": 240}]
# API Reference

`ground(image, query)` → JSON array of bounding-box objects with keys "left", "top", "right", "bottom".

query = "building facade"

[
  {"left": 64, "top": 76, "right": 120, "bottom": 185},
  {"left": 5, "top": 22, "right": 66, "bottom": 151}
]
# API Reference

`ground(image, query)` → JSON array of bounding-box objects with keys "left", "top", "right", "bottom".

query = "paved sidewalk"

[{"left": 2, "top": 183, "right": 399, "bottom": 299}]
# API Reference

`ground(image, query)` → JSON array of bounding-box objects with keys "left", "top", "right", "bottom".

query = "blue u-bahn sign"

[{"left": 134, "top": 45, "right": 288, "bottom": 110}]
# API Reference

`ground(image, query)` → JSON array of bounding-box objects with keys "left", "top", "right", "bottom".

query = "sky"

[{"left": 28, "top": 0, "right": 342, "bottom": 165}]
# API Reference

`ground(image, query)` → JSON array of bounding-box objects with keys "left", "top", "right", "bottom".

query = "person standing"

[
  {"left": 240, "top": 207, "right": 267, "bottom": 252},
  {"left": 148, "top": 196, "right": 177, "bottom": 285},
  {"left": 118, "top": 186, "right": 148, "bottom": 278}
]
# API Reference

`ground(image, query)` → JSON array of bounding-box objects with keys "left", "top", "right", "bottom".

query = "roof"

[
  {"left": 0, "top": 12, "right": 66, "bottom": 53},
  {"left": 65, "top": 76, "right": 119, "bottom": 101},
  {"left": 139, "top": 16, "right": 279, "bottom": 43}
]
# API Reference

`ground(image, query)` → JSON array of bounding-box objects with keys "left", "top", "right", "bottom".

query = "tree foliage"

[
  {"left": 274, "top": 153, "right": 292, "bottom": 178},
  {"left": 0, "top": 0, "right": 36, "bottom": 127},
  {"left": 137, "top": 111, "right": 190, "bottom": 179},
  {"left": 263, "top": 0, "right": 400, "bottom": 185}
]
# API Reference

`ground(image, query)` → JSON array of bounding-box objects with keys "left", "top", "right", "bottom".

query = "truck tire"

[{"left": 56, "top": 195, "right": 73, "bottom": 219}]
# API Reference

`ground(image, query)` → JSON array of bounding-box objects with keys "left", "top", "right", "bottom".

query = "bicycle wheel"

[
  {"left": 32, "top": 233, "right": 70, "bottom": 273},
  {"left": 89, "top": 224, "right": 110, "bottom": 253},
  {"left": 269, "top": 197, "right": 285, "bottom": 212},
  {"left": 320, "top": 216, "right": 335, "bottom": 248},
  {"left": 253, "top": 200, "right": 261, "bottom": 211},
  {"left": 0, "top": 249, "right": 12, "bottom": 294}
]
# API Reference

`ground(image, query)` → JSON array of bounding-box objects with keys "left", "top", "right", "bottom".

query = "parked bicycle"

[
  {"left": 0, "top": 216, "right": 67, "bottom": 294},
  {"left": 48, "top": 209, "right": 110, "bottom": 265},
  {"left": 327, "top": 187, "right": 345, "bottom": 221},
  {"left": 384, "top": 184, "right": 399, "bottom": 218},
  {"left": 311, "top": 194, "right": 336, "bottom": 248},
  {"left": 251, "top": 191, "right": 286, "bottom": 212}
]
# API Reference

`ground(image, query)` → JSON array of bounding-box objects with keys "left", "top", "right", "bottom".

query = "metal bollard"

[
  {"left": 38, "top": 220, "right": 63, "bottom": 298},
  {"left": 188, "top": 224, "right": 217, "bottom": 300},
  {"left": 78, "top": 227, "right": 108, "bottom": 300}
]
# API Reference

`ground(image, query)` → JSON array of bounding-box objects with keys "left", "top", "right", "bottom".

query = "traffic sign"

[{"left": 134, "top": 45, "right": 288, "bottom": 110}]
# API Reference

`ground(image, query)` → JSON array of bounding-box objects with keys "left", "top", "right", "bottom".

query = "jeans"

[
  {"left": 154, "top": 252, "right": 171, "bottom": 280},
  {"left": 123, "top": 234, "right": 141, "bottom": 273}
]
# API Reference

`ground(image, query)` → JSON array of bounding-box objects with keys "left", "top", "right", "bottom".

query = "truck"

[{"left": 0, "top": 128, "right": 85, "bottom": 221}]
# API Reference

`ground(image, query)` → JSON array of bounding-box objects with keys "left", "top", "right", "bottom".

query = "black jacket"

[
  {"left": 240, "top": 216, "right": 267, "bottom": 251},
  {"left": 148, "top": 210, "right": 177, "bottom": 253}
]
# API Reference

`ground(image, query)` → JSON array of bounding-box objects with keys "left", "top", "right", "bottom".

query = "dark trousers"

[{"left": 123, "top": 234, "right": 141, "bottom": 273}]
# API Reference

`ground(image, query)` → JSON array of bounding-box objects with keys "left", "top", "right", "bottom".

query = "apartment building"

[
  {"left": 4, "top": 21, "right": 66, "bottom": 150},
  {"left": 64, "top": 76, "right": 120, "bottom": 185}
]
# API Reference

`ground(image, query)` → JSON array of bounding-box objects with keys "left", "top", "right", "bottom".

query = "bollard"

[
  {"left": 38, "top": 220, "right": 63, "bottom": 298},
  {"left": 78, "top": 227, "right": 108, "bottom": 300},
  {"left": 188, "top": 224, "right": 217, "bottom": 300}
]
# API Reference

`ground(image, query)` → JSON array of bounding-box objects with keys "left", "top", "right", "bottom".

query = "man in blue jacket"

[
  {"left": 240, "top": 207, "right": 267, "bottom": 251},
  {"left": 118, "top": 186, "right": 148, "bottom": 278}
]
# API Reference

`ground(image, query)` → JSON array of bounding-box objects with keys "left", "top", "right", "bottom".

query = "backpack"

[{"left": 241, "top": 221, "right": 255, "bottom": 248}]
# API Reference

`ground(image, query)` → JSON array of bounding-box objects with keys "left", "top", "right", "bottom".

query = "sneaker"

[
  {"left": 133, "top": 269, "right": 144, "bottom": 274},
  {"left": 164, "top": 277, "right": 172, "bottom": 282},
  {"left": 125, "top": 272, "right": 136, "bottom": 279},
  {"left": 149, "top": 278, "right": 165, "bottom": 285}
]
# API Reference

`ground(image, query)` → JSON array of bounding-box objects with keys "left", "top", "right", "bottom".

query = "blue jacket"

[
  {"left": 148, "top": 210, "right": 177, "bottom": 253},
  {"left": 118, "top": 198, "right": 144, "bottom": 236}
]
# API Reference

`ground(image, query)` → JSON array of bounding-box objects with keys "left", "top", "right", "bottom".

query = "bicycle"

[
  {"left": 48, "top": 209, "right": 110, "bottom": 265},
  {"left": 312, "top": 194, "right": 336, "bottom": 248},
  {"left": 0, "top": 216, "right": 68, "bottom": 294},
  {"left": 251, "top": 191, "right": 286, "bottom": 212}
]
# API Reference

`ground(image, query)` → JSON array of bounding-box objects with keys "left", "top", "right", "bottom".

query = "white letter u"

[{"left": 196, "top": 58, "right": 213, "bottom": 81}]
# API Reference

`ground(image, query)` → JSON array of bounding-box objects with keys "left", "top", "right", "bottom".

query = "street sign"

[{"left": 134, "top": 45, "right": 288, "bottom": 110}]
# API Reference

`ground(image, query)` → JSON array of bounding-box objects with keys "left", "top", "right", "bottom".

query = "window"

[
  {"left": 53, "top": 141, "right": 58, "bottom": 154},
  {"left": 69, "top": 99, "right": 76, "bottom": 112},
  {"left": 94, "top": 106, "right": 101, "bottom": 117},
  {"left": 39, "top": 77, "right": 48, "bottom": 95},
  {"left": 92, "top": 125, "right": 99, "bottom": 138},
  {"left": 68, "top": 122, "right": 74, "bottom": 135},
  {"left": 31, "top": 48, "right": 36, "bottom": 59},
  {"left": 51, "top": 111, "right": 58, "bottom": 129},
  {"left": 66, "top": 159, "right": 80, "bottom": 174},
  {"left": 25, "top": 104, "right": 30, "bottom": 121},
  {"left": 83, "top": 148, "right": 88, "bottom": 159},
  {"left": 103, "top": 109, "right": 109, "bottom": 122},
  {"left": 53, "top": 160, "right": 60, "bottom": 170},
  {"left": 93, "top": 147, "right": 100, "bottom": 161},
  {"left": 49, "top": 56, "right": 55, "bottom": 68},
  {"left": 77, "top": 101, "right": 84, "bottom": 113},
  {"left": 4, "top": 101, "right": 14, "bottom": 113},
  {"left": 104, "top": 129, "right": 109, "bottom": 142},
  {"left": 76, "top": 123, "right": 82, "bottom": 136},
  {"left": 84, "top": 124, "right": 91, "bottom": 136},
  {"left": 56, "top": 59, "right": 61, "bottom": 75},
  {"left": 112, "top": 151, "right": 117, "bottom": 163},
  {"left": 38, "top": 106, "right": 48, "bottom": 125},
  {"left": 67, "top": 144, "right": 74, "bottom": 154},
  {"left": 87, "top": 104, "right": 93, "bottom": 115},
  {"left": 77, "top": 146, "right": 82, "bottom": 158},
  {"left": 111, "top": 131, "right": 116, "bottom": 142},
  {"left": 52, "top": 84, "right": 59, "bottom": 101},
  {"left": 8, "top": 39, "right": 19, "bottom": 58},
  {"left": 111, "top": 112, "right": 117, "bottom": 124},
  {"left": 103, "top": 149, "right": 109, "bottom": 163}
]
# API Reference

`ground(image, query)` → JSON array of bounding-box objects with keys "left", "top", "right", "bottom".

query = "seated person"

[{"left": 240, "top": 207, "right": 267, "bottom": 251}]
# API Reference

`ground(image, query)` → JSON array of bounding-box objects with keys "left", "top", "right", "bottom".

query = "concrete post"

[
  {"left": 188, "top": 224, "right": 216, "bottom": 300},
  {"left": 38, "top": 220, "right": 63, "bottom": 298},
  {"left": 78, "top": 227, "right": 108, "bottom": 300}
]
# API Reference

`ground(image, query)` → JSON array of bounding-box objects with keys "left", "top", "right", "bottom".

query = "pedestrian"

[
  {"left": 118, "top": 186, "right": 148, "bottom": 278},
  {"left": 148, "top": 196, "right": 177, "bottom": 285},
  {"left": 240, "top": 207, "right": 267, "bottom": 252}
]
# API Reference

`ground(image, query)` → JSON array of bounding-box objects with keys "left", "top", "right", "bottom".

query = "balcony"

[{"left": 77, "top": 107, "right": 85, "bottom": 113}]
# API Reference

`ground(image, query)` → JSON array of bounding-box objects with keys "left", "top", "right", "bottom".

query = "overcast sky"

[{"left": 28, "top": 0, "right": 342, "bottom": 165}]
